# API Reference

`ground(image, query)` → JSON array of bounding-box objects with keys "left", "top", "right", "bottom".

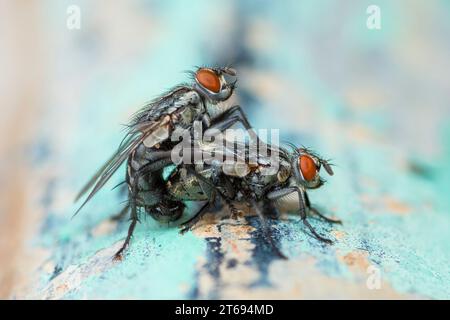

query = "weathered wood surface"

[{"left": 1, "top": 1, "right": 449, "bottom": 299}]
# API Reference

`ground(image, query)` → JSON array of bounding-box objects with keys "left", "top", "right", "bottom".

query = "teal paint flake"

[{"left": 65, "top": 222, "right": 205, "bottom": 299}]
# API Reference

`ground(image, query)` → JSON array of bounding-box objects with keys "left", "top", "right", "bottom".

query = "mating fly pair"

[{"left": 75, "top": 66, "right": 340, "bottom": 259}]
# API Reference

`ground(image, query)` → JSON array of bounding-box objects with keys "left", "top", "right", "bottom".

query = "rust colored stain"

[
  {"left": 0, "top": 2, "right": 47, "bottom": 299},
  {"left": 383, "top": 197, "right": 412, "bottom": 215},
  {"left": 360, "top": 194, "right": 412, "bottom": 215},
  {"left": 331, "top": 230, "right": 347, "bottom": 241},
  {"left": 339, "top": 250, "right": 371, "bottom": 274}
]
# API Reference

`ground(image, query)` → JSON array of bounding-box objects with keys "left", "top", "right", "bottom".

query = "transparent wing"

[
  {"left": 198, "top": 133, "right": 248, "bottom": 163},
  {"left": 74, "top": 132, "right": 136, "bottom": 203},
  {"left": 74, "top": 87, "right": 199, "bottom": 216},
  {"left": 199, "top": 134, "right": 279, "bottom": 164},
  {"left": 73, "top": 125, "right": 158, "bottom": 217},
  {"left": 129, "top": 86, "right": 196, "bottom": 126}
]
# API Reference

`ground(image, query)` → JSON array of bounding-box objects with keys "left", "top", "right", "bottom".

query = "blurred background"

[{"left": 0, "top": 0, "right": 449, "bottom": 299}]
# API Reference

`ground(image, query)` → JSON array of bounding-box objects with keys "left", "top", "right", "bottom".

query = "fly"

[{"left": 163, "top": 138, "right": 341, "bottom": 258}]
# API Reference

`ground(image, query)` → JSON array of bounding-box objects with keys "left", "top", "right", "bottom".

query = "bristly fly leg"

[
  {"left": 179, "top": 195, "right": 215, "bottom": 234},
  {"left": 222, "top": 196, "right": 240, "bottom": 220},
  {"left": 207, "top": 105, "right": 259, "bottom": 142},
  {"left": 215, "top": 105, "right": 252, "bottom": 129},
  {"left": 304, "top": 192, "right": 342, "bottom": 224},
  {"left": 267, "top": 187, "right": 333, "bottom": 244},
  {"left": 182, "top": 166, "right": 239, "bottom": 222},
  {"left": 113, "top": 200, "right": 138, "bottom": 261},
  {"left": 113, "top": 158, "right": 174, "bottom": 260}
]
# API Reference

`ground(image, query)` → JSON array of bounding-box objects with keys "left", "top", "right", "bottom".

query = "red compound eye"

[
  {"left": 195, "top": 68, "right": 221, "bottom": 93},
  {"left": 299, "top": 155, "right": 317, "bottom": 181}
]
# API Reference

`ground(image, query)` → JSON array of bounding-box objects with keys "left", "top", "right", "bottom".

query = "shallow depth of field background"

[{"left": 0, "top": 1, "right": 449, "bottom": 299}]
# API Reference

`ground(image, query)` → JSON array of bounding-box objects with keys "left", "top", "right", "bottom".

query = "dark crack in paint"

[
  {"left": 202, "top": 236, "right": 224, "bottom": 299},
  {"left": 246, "top": 216, "right": 287, "bottom": 287}
]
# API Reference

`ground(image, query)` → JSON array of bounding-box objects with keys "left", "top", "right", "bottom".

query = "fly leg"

[
  {"left": 212, "top": 105, "right": 252, "bottom": 130},
  {"left": 114, "top": 158, "right": 175, "bottom": 260},
  {"left": 267, "top": 187, "right": 333, "bottom": 244},
  {"left": 252, "top": 200, "right": 287, "bottom": 259},
  {"left": 113, "top": 201, "right": 138, "bottom": 261},
  {"left": 304, "top": 192, "right": 342, "bottom": 224},
  {"left": 209, "top": 165, "right": 240, "bottom": 219},
  {"left": 222, "top": 197, "right": 241, "bottom": 220},
  {"left": 179, "top": 194, "right": 215, "bottom": 234},
  {"left": 114, "top": 165, "right": 145, "bottom": 260},
  {"left": 207, "top": 105, "right": 259, "bottom": 142},
  {"left": 184, "top": 166, "right": 239, "bottom": 221}
]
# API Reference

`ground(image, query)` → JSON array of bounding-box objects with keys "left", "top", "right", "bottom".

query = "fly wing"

[
  {"left": 73, "top": 129, "right": 153, "bottom": 217},
  {"left": 74, "top": 132, "right": 136, "bottom": 203},
  {"left": 200, "top": 135, "right": 257, "bottom": 163},
  {"left": 129, "top": 86, "right": 198, "bottom": 126},
  {"left": 197, "top": 135, "right": 250, "bottom": 177},
  {"left": 198, "top": 136, "right": 283, "bottom": 177},
  {"left": 130, "top": 87, "right": 200, "bottom": 148},
  {"left": 74, "top": 86, "right": 201, "bottom": 216},
  {"left": 196, "top": 133, "right": 234, "bottom": 161}
]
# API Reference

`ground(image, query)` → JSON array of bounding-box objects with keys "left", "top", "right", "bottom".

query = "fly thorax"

[
  {"left": 288, "top": 176, "right": 304, "bottom": 189},
  {"left": 258, "top": 170, "right": 279, "bottom": 185},
  {"left": 245, "top": 171, "right": 277, "bottom": 199},
  {"left": 205, "top": 97, "right": 235, "bottom": 120},
  {"left": 178, "top": 99, "right": 204, "bottom": 127}
]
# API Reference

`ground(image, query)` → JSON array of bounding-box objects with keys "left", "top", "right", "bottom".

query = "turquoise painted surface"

[{"left": 24, "top": 0, "right": 450, "bottom": 299}]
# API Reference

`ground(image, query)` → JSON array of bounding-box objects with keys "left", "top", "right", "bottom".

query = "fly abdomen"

[{"left": 127, "top": 144, "right": 167, "bottom": 205}]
